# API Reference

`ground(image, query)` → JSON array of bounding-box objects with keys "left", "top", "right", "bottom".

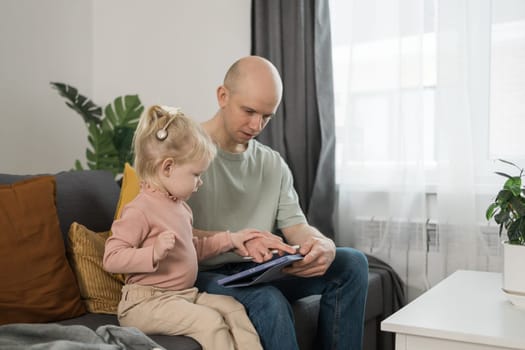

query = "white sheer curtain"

[{"left": 330, "top": 0, "right": 525, "bottom": 301}]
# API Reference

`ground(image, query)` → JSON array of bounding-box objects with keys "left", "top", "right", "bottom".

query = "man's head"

[{"left": 215, "top": 56, "right": 283, "bottom": 150}]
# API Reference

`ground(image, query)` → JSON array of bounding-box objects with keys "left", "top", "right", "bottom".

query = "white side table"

[{"left": 381, "top": 270, "right": 525, "bottom": 349}]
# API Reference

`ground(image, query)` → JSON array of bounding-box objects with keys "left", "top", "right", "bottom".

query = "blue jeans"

[{"left": 195, "top": 247, "right": 369, "bottom": 350}]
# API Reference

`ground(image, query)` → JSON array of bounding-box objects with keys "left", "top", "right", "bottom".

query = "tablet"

[{"left": 217, "top": 253, "right": 304, "bottom": 288}]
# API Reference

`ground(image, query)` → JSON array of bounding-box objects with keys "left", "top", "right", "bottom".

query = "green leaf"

[
  {"left": 86, "top": 148, "right": 96, "bottom": 162},
  {"left": 114, "top": 126, "right": 136, "bottom": 166},
  {"left": 496, "top": 189, "right": 513, "bottom": 204},
  {"left": 74, "top": 159, "right": 84, "bottom": 170},
  {"left": 115, "top": 96, "right": 125, "bottom": 120},
  {"left": 102, "top": 95, "right": 143, "bottom": 173},
  {"left": 494, "top": 210, "right": 510, "bottom": 225},
  {"left": 101, "top": 118, "right": 112, "bottom": 132},
  {"left": 486, "top": 202, "right": 498, "bottom": 220},
  {"left": 104, "top": 95, "right": 143, "bottom": 129},
  {"left": 507, "top": 217, "right": 525, "bottom": 243},
  {"left": 498, "top": 158, "right": 521, "bottom": 170},
  {"left": 494, "top": 171, "right": 512, "bottom": 179},
  {"left": 121, "top": 95, "right": 143, "bottom": 127},
  {"left": 105, "top": 103, "right": 118, "bottom": 127},
  {"left": 52, "top": 82, "right": 143, "bottom": 178},
  {"left": 504, "top": 177, "right": 522, "bottom": 196},
  {"left": 85, "top": 122, "right": 119, "bottom": 173},
  {"left": 510, "top": 196, "right": 525, "bottom": 216},
  {"left": 50, "top": 82, "right": 102, "bottom": 124}
]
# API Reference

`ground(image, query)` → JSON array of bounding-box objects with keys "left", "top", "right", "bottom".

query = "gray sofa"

[{"left": 0, "top": 170, "right": 401, "bottom": 350}]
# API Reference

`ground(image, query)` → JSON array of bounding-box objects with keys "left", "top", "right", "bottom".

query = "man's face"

[{"left": 218, "top": 79, "right": 281, "bottom": 146}]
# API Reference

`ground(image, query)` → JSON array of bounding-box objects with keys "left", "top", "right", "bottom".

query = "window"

[
  {"left": 489, "top": 18, "right": 525, "bottom": 158},
  {"left": 330, "top": 0, "right": 525, "bottom": 189}
]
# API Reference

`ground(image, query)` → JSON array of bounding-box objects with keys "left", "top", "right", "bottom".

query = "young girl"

[{"left": 103, "top": 105, "right": 262, "bottom": 350}]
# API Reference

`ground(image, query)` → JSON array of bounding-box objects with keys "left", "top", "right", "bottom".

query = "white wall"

[{"left": 0, "top": 0, "right": 250, "bottom": 174}]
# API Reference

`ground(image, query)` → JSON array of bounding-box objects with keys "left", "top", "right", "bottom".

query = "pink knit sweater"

[{"left": 103, "top": 185, "right": 233, "bottom": 291}]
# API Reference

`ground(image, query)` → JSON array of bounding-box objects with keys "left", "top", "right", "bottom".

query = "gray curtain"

[{"left": 251, "top": 0, "right": 336, "bottom": 238}]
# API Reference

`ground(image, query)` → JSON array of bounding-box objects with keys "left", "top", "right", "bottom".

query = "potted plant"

[
  {"left": 486, "top": 159, "right": 525, "bottom": 307},
  {"left": 50, "top": 82, "right": 143, "bottom": 178}
]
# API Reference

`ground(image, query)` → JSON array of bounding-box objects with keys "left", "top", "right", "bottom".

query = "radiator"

[{"left": 339, "top": 216, "right": 503, "bottom": 300}]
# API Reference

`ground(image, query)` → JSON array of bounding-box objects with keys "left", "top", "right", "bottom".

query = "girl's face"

[{"left": 159, "top": 157, "right": 210, "bottom": 200}]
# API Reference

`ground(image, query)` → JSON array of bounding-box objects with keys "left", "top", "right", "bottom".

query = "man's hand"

[
  {"left": 235, "top": 231, "right": 298, "bottom": 263},
  {"left": 283, "top": 236, "right": 336, "bottom": 277}
]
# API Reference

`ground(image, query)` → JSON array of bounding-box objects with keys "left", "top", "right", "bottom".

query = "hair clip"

[{"left": 155, "top": 106, "right": 182, "bottom": 141}]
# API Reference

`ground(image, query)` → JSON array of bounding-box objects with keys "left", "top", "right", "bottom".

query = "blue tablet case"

[{"left": 217, "top": 253, "right": 304, "bottom": 288}]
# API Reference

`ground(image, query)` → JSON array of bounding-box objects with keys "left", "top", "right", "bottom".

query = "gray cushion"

[
  {"left": 293, "top": 295, "right": 320, "bottom": 350},
  {"left": 54, "top": 170, "right": 120, "bottom": 239},
  {"left": 365, "top": 271, "right": 383, "bottom": 320},
  {"left": 0, "top": 171, "right": 120, "bottom": 242}
]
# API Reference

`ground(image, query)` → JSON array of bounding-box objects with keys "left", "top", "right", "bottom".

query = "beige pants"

[{"left": 118, "top": 284, "right": 262, "bottom": 350}]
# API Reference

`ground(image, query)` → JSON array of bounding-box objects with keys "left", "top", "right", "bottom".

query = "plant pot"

[{"left": 502, "top": 241, "right": 525, "bottom": 308}]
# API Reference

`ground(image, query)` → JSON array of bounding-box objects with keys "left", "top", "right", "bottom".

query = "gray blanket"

[{"left": 0, "top": 323, "right": 165, "bottom": 350}]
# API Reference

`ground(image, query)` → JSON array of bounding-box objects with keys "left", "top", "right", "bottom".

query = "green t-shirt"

[{"left": 187, "top": 139, "right": 306, "bottom": 266}]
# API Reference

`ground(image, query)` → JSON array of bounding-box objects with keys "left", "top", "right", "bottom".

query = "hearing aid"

[{"left": 155, "top": 106, "right": 180, "bottom": 141}]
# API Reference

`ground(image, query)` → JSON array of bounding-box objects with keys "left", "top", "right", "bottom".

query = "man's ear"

[
  {"left": 217, "top": 85, "right": 229, "bottom": 108},
  {"left": 160, "top": 158, "right": 175, "bottom": 176}
]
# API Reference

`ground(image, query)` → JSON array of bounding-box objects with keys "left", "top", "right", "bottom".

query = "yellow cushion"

[
  {"left": 114, "top": 163, "right": 140, "bottom": 220},
  {"left": 0, "top": 176, "right": 86, "bottom": 325},
  {"left": 111, "top": 162, "right": 139, "bottom": 284},
  {"left": 67, "top": 222, "right": 123, "bottom": 314}
]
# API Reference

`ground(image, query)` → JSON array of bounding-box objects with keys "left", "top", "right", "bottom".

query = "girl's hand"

[
  {"left": 153, "top": 231, "right": 176, "bottom": 264},
  {"left": 230, "top": 228, "right": 264, "bottom": 257},
  {"left": 240, "top": 230, "right": 298, "bottom": 263}
]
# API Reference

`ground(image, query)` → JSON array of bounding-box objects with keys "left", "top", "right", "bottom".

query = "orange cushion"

[{"left": 0, "top": 176, "right": 86, "bottom": 325}]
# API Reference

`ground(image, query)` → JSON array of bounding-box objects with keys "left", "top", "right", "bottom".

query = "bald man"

[{"left": 188, "top": 56, "right": 368, "bottom": 350}]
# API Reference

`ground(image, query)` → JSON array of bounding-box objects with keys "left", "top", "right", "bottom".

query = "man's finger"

[
  {"left": 298, "top": 240, "right": 315, "bottom": 256},
  {"left": 284, "top": 264, "right": 325, "bottom": 277}
]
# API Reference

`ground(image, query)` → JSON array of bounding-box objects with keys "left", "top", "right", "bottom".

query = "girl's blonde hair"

[{"left": 132, "top": 105, "right": 216, "bottom": 182}]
